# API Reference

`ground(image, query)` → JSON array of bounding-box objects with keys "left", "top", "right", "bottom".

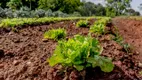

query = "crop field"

[{"left": 0, "top": 17, "right": 142, "bottom": 80}]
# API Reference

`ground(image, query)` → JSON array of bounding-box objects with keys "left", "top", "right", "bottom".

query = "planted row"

[
  {"left": 0, "top": 17, "right": 83, "bottom": 28},
  {"left": 75, "top": 17, "right": 111, "bottom": 35},
  {"left": 90, "top": 17, "right": 111, "bottom": 35},
  {"left": 0, "top": 17, "right": 110, "bottom": 28},
  {"left": 44, "top": 29, "right": 114, "bottom": 73}
]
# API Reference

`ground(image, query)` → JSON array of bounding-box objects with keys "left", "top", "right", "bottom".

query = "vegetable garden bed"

[{"left": 0, "top": 17, "right": 141, "bottom": 80}]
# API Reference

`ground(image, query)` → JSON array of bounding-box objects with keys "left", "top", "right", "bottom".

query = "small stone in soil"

[
  {"left": 42, "top": 39, "right": 48, "bottom": 42},
  {"left": 26, "top": 61, "right": 32, "bottom": 65},
  {"left": 138, "top": 62, "right": 142, "bottom": 68},
  {"left": 13, "top": 60, "right": 20, "bottom": 65}
]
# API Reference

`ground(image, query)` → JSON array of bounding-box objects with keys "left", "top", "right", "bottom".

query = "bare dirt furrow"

[{"left": 113, "top": 18, "right": 142, "bottom": 62}]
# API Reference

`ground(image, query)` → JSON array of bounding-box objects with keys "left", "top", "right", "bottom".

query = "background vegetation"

[{"left": 0, "top": 0, "right": 141, "bottom": 18}]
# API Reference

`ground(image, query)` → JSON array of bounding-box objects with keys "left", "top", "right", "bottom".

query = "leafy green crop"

[
  {"left": 0, "top": 17, "right": 111, "bottom": 28},
  {"left": 96, "top": 17, "right": 111, "bottom": 25},
  {"left": 90, "top": 24, "right": 105, "bottom": 35},
  {"left": 89, "top": 18, "right": 111, "bottom": 35},
  {"left": 76, "top": 20, "right": 89, "bottom": 27},
  {"left": 44, "top": 29, "right": 66, "bottom": 40},
  {"left": 48, "top": 35, "right": 114, "bottom": 72}
]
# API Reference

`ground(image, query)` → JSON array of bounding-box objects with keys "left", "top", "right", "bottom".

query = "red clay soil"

[
  {"left": 0, "top": 19, "right": 141, "bottom": 80},
  {"left": 113, "top": 18, "right": 142, "bottom": 62}
]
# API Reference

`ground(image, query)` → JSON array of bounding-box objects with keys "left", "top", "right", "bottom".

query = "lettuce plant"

[
  {"left": 76, "top": 20, "right": 89, "bottom": 27},
  {"left": 44, "top": 29, "right": 66, "bottom": 40},
  {"left": 48, "top": 35, "right": 114, "bottom": 72},
  {"left": 90, "top": 24, "right": 105, "bottom": 35},
  {"left": 89, "top": 18, "right": 111, "bottom": 35}
]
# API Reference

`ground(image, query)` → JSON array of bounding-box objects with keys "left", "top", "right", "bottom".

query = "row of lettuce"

[
  {"left": 0, "top": 17, "right": 109, "bottom": 28},
  {"left": 44, "top": 17, "right": 114, "bottom": 72}
]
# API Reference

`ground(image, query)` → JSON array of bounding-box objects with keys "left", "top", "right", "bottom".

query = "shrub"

[
  {"left": 35, "top": 9, "right": 46, "bottom": 18},
  {"left": 48, "top": 35, "right": 114, "bottom": 72},
  {"left": 4, "top": 8, "right": 14, "bottom": 18},
  {"left": 30, "top": 10, "right": 37, "bottom": 18},
  {"left": 45, "top": 9, "right": 53, "bottom": 17},
  {"left": 13, "top": 7, "right": 31, "bottom": 18},
  {"left": 53, "top": 11, "right": 68, "bottom": 17},
  {"left": 0, "top": 7, "right": 6, "bottom": 17},
  {"left": 70, "top": 12, "right": 81, "bottom": 17},
  {"left": 44, "top": 29, "right": 66, "bottom": 40},
  {"left": 76, "top": 20, "right": 89, "bottom": 27},
  {"left": 20, "top": 6, "right": 31, "bottom": 11}
]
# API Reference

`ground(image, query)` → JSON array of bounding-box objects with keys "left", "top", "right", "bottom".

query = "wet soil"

[{"left": 0, "top": 19, "right": 141, "bottom": 80}]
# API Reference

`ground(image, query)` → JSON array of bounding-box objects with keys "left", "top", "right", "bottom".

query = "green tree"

[
  {"left": 0, "top": 0, "right": 10, "bottom": 8},
  {"left": 95, "top": 3, "right": 106, "bottom": 16},
  {"left": 105, "top": 0, "right": 132, "bottom": 16},
  {"left": 38, "top": 0, "right": 82, "bottom": 13},
  {"left": 138, "top": 3, "right": 142, "bottom": 10},
  {"left": 59, "top": 0, "right": 82, "bottom": 13},
  {"left": 7, "top": 0, "right": 22, "bottom": 9},
  {"left": 78, "top": 2, "right": 96, "bottom": 16},
  {"left": 25, "top": 0, "right": 35, "bottom": 10},
  {"left": 78, "top": 2, "right": 106, "bottom": 16},
  {"left": 127, "top": 8, "right": 140, "bottom": 16},
  {"left": 38, "top": 0, "right": 57, "bottom": 10},
  {"left": 21, "top": 0, "right": 39, "bottom": 10},
  {"left": 105, "top": 6, "right": 117, "bottom": 17}
]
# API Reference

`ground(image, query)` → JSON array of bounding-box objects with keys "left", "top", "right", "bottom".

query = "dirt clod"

[{"left": 0, "top": 49, "right": 4, "bottom": 57}]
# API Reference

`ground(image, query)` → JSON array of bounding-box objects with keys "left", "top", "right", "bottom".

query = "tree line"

[{"left": 0, "top": 0, "right": 140, "bottom": 18}]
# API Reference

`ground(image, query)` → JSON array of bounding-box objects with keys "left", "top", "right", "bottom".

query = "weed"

[
  {"left": 113, "top": 33, "right": 123, "bottom": 45},
  {"left": 113, "top": 33, "right": 132, "bottom": 53},
  {"left": 12, "top": 27, "right": 19, "bottom": 32}
]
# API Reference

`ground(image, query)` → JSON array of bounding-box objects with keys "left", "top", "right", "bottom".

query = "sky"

[
  {"left": 131, "top": 0, "right": 142, "bottom": 14},
  {"left": 85, "top": 0, "right": 142, "bottom": 14}
]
